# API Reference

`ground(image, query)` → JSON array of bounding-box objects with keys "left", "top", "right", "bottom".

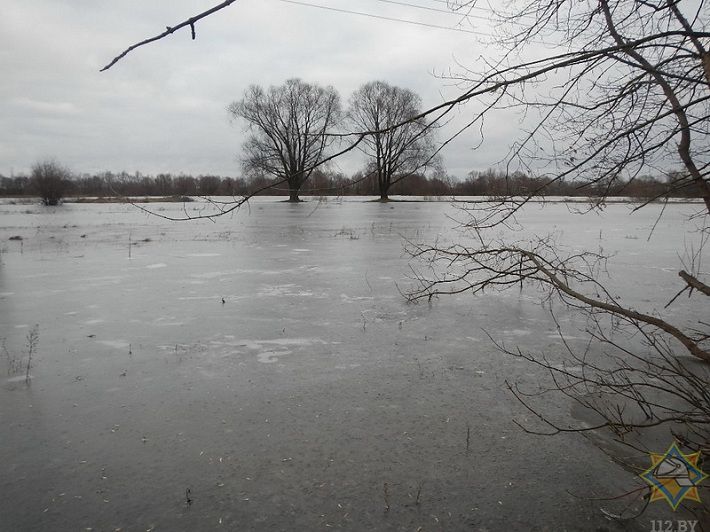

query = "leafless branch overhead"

[{"left": 100, "top": 0, "right": 239, "bottom": 72}]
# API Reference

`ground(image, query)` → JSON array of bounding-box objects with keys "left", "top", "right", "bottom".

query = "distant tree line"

[
  {"left": 0, "top": 166, "right": 703, "bottom": 201},
  {"left": 0, "top": 170, "right": 247, "bottom": 199},
  {"left": 4, "top": 79, "right": 703, "bottom": 204}
]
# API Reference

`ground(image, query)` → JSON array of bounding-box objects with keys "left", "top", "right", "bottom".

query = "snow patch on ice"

[
  {"left": 502, "top": 329, "right": 531, "bottom": 336},
  {"left": 77, "top": 276, "right": 123, "bottom": 283},
  {"left": 211, "top": 337, "right": 326, "bottom": 363},
  {"left": 214, "top": 338, "right": 326, "bottom": 349},
  {"left": 340, "top": 294, "right": 375, "bottom": 302},
  {"left": 97, "top": 340, "right": 130, "bottom": 349},
  {"left": 193, "top": 270, "right": 238, "bottom": 279},
  {"left": 186, "top": 253, "right": 222, "bottom": 257},
  {"left": 178, "top": 294, "right": 247, "bottom": 302},
  {"left": 262, "top": 338, "right": 325, "bottom": 347},
  {"left": 192, "top": 268, "right": 293, "bottom": 279},
  {"left": 146, "top": 263, "right": 167, "bottom": 269},
  {"left": 258, "top": 284, "right": 317, "bottom": 297},
  {"left": 257, "top": 350, "right": 292, "bottom": 363},
  {"left": 84, "top": 319, "right": 104, "bottom": 325},
  {"left": 153, "top": 317, "right": 187, "bottom": 326}
]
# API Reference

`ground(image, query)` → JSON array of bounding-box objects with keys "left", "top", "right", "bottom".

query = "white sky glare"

[{"left": 1, "top": 0, "right": 519, "bottom": 178}]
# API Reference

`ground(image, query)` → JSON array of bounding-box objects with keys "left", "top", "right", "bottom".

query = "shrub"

[{"left": 30, "top": 160, "right": 71, "bottom": 206}]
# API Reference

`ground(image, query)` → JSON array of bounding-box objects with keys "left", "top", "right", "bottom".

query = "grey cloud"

[{"left": 2, "top": 0, "right": 520, "bottom": 178}]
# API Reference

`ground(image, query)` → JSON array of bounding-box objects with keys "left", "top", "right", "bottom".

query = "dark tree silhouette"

[
  {"left": 348, "top": 81, "right": 437, "bottom": 200},
  {"left": 228, "top": 79, "right": 341, "bottom": 202},
  {"left": 30, "top": 160, "right": 71, "bottom": 206}
]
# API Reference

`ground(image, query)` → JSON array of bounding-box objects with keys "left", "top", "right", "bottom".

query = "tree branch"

[
  {"left": 679, "top": 270, "right": 710, "bottom": 297},
  {"left": 522, "top": 249, "right": 710, "bottom": 362},
  {"left": 100, "top": 0, "right": 239, "bottom": 72}
]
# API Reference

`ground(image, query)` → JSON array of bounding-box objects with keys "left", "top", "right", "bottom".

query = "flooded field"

[{"left": 0, "top": 197, "right": 703, "bottom": 530}]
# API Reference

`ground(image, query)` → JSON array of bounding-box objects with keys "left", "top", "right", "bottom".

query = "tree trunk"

[
  {"left": 378, "top": 171, "right": 390, "bottom": 201},
  {"left": 286, "top": 172, "right": 303, "bottom": 202}
]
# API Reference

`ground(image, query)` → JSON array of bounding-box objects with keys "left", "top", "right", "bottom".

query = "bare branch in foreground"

[
  {"left": 100, "top": 0, "right": 239, "bottom": 72},
  {"left": 407, "top": 239, "right": 710, "bottom": 362},
  {"left": 679, "top": 270, "right": 710, "bottom": 297}
]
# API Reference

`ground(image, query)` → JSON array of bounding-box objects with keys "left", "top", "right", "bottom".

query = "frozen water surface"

[{"left": 0, "top": 197, "right": 702, "bottom": 530}]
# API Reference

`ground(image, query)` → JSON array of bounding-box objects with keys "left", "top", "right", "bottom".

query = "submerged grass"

[
  {"left": 2, "top": 326, "right": 39, "bottom": 385},
  {"left": 25, "top": 325, "right": 38, "bottom": 385}
]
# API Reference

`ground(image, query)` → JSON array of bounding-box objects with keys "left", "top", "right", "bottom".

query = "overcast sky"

[{"left": 1, "top": 0, "right": 526, "bottom": 179}]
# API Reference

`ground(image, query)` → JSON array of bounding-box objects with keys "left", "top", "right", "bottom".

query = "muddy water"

[{"left": 0, "top": 197, "right": 699, "bottom": 530}]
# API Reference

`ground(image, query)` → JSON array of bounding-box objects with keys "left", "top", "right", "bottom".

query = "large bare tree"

[
  {"left": 228, "top": 79, "right": 341, "bottom": 202},
  {"left": 348, "top": 81, "right": 436, "bottom": 200},
  {"left": 437, "top": 0, "right": 710, "bottom": 213},
  {"left": 403, "top": 2, "right": 710, "bottom": 521}
]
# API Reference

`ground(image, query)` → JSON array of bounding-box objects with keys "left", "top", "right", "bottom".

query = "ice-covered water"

[{"left": 0, "top": 197, "right": 702, "bottom": 530}]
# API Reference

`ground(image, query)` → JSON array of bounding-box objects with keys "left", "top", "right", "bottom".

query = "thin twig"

[{"left": 100, "top": 1, "right": 239, "bottom": 71}]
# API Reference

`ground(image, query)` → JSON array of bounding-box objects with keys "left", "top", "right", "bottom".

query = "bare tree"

[
  {"left": 438, "top": 0, "right": 710, "bottom": 215},
  {"left": 30, "top": 160, "right": 71, "bottom": 206},
  {"left": 404, "top": 0, "right": 710, "bottom": 521},
  {"left": 348, "top": 81, "right": 437, "bottom": 200},
  {"left": 228, "top": 79, "right": 341, "bottom": 202}
]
